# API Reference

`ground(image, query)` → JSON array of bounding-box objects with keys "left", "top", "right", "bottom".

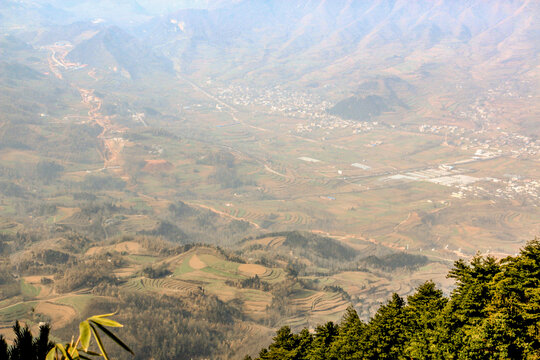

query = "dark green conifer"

[
  {"left": 307, "top": 322, "right": 338, "bottom": 360},
  {"left": 328, "top": 306, "right": 365, "bottom": 360},
  {"left": 253, "top": 240, "right": 540, "bottom": 360},
  {"left": 404, "top": 281, "right": 447, "bottom": 359},
  {"left": 1, "top": 321, "right": 53, "bottom": 360},
  {"left": 360, "top": 293, "right": 407, "bottom": 359}
]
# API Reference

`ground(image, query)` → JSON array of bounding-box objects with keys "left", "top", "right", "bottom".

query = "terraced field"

[
  {"left": 286, "top": 289, "right": 350, "bottom": 325},
  {"left": 34, "top": 302, "right": 76, "bottom": 329},
  {"left": 255, "top": 236, "right": 286, "bottom": 248},
  {"left": 241, "top": 290, "right": 272, "bottom": 314},
  {"left": 311, "top": 293, "right": 350, "bottom": 315},
  {"left": 0, "top": 302, "right": 38, "bottom": 323},
  {"left": 290, "top": 291, "right": 346, "bottom": 313},
  {"left": 0, "top": 280, "right": 98, "bottom": 336},
  {"left": 122, "top": 277, "right": 202, "bottom": 295},
  {"left": 173, "top": 257, "right": 195, "bottom": 276},
  {"left": 0, "top": 217, "right": 19, "bottom": 233},
  {"left": 86, "top": 241, "right": 145, "bottom": 256},
  {"left": 257, "top": 268, "right": 284, "bottom": 282},
  {"left": 280, "top": 212, "right": 311, "bottom": 226},
  {"left": 225, "top": 208, "right": 266, "bottom": 222}
]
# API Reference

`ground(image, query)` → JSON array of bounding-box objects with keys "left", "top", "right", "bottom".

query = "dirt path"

[
  {"left": 77, "top": 87, "right": 128, "bottom": 178},
  {"left": 264, "top": 164, "right": 289, "bottom": 178},
  {"left": 393, "top": 212, "right": 414, "bottom": 232},
  {"left": 176, "top": 73, "right": 326, "bottom": 183},
  {"left": 185, "top": 202, "right": 260, "bottom": 229},
  {"left": 44, "top": 44, "right": 86, "bottom": 79}
]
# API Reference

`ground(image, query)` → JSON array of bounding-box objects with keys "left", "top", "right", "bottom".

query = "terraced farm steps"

[
  {"left": 0, "top": 302, "right": 37, "bottom": 323},
  {"left": 122, "top": 277, "right": 202, "bottom": 295},
  {"left": 0, "top": 217, "right": 17, "bottom": 230},
  {"left": 243, "top": 236, "right": 286, "bottom": 249},
  {"left": 266, "top": 237, "right": 286, "bottom": 248},
  {"left": 291, "top": 291, "right": 350, "bottom": 315},
  {"left": 258, "top": 268, "right": 282, "bottom": 282},
  {"left": 311, "top": 293, "right": 350, "bottom": 315},
  {"left": 243, "top": 300, "right": 269, "bottom": 313}
]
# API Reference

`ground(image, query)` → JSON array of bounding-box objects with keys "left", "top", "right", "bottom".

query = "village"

[{"left": 213, "top": 83, "right": 539, "bottom": 204}]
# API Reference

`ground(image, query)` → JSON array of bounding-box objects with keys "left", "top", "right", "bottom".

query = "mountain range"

[{"left": 2, "top": 0, "right": 537, "bottom": 86}]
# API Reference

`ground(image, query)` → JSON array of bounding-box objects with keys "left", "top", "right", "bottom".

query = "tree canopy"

[{"left": 252, "top": 239, "right": 540, "bottom": 360}]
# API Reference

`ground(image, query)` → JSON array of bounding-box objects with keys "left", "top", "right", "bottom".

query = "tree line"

[{"left": 251, "top": 239, "right": 540, "bottom": 360}]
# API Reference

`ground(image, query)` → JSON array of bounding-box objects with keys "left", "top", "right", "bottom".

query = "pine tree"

[
  {"left": 328, "top": 306, "right": 365, "bottom": 360},
  {"left": 437, "top": 255, "right": 500, "bottom": 358},
  {"left": 473, "top": 239, "right": 540, "bottom": 359},
  {"left": 360, "top": 293, "right": 407, "bottom": 359},
  {"left": 1, "top": 321, "right": 53, "bottom": 360},
  {"left": 0, "top": 335, "right": 8, "bottom": 360},
  {"left": 307, "top": 322, "right": 338, "bottom": 360},
  {"left": 404, "top": 281, "right": 447, "bottom": 359},
  {"left": 259, "top": 326, "right": 308, "bottom": 360},
  {"left": 252, "top": 240, "right": 540, "bottom": 360}
]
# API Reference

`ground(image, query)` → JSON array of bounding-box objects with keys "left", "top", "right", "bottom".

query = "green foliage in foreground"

[
  {"left": 0, "top": 314, "right": 132, "bottom": 360},
  {"left": 46, "top": 313, "right": 133, "bottom": 360},
  {"left": 0, "top": 321, "right": 53, "bottom": 360},
  {"left": 253, "top": 239, "right": 540, "bottom": 360}
]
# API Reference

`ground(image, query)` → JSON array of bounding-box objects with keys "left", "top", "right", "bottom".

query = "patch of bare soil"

[
  {"left": 189, "top": 255, "right": 207, "bottom": 270},
  {"left": 35, "top": 302, "right": 76, "bottom": 329},
  {"left": 238, "top": 264, "right": 267, "bottom": 276},
  {"left": 86, "top": 241, "right": 143, "bottom": 256},
  {"left": 23, "top": 276, "right": 54, "bottom": 298},
  {"left": 142, "top": 159, "right": 173, "bottom": 173}
]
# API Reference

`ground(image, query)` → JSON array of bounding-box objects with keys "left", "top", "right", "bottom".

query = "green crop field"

[
  {"left": 55, "top": 295, "right": 95, "bottom": 314},
  {"left": 0, "top": 302, "right": 38, "bottom": 323},
  {"left": 20, "top": 280, "right": 40, "bottom": 298}
]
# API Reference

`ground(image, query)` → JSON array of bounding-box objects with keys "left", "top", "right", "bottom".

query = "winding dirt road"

[{"left": 77, "top": 88, "right": 128, "bottom": 178}]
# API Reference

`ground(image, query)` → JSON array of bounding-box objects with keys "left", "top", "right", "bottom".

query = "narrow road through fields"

[
  {"left": 176, "top": 73, "right": 325, "bottom": 175},
  {"left": 184, "top": 202, "right": 261, "bottom": 229},
  {"left": 77, "top": 87, "right": 128, "bottom": 178}
]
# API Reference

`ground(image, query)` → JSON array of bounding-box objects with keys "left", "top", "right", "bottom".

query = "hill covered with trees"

[{"left": 251, "top": 239, "right": 540, "bottom": 360}]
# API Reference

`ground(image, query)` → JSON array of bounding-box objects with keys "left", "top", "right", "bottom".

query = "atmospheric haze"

[{"left": 0, "top": 0, "right": 538, "bottom": 359}]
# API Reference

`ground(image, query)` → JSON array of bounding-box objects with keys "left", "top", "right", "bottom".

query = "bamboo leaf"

[
  {"left": 92, "top": 321, "right": 134, "bottom": 355},
  {"left": 89, "top": 317, "right": 123, "bottom": 328},
  {"left": 46, "top": 348, "right": 56, "bottom": 360},
  {"left": 89, "top": 323, "right": 110, "bottom": 360},
  {"left": 79, "top": 321, "right": 91, "bottom": 351},
  {"left": 57, "top": 343, "right": 73, "bottom": 360},
  {"left": 80, "top": 350, "right": 101, "bottom": 356},
  {"left": 88, "top": 312, "right": 117, "bottom": 320}
]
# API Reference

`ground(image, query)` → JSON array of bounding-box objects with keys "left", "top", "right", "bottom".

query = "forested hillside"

[{"left": 252, "top": 239, "right": 540, "bottom": 360}]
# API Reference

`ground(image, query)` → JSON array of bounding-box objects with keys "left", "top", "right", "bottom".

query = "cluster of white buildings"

[
  {"left": 417, "top": 123, "right": 539, "bottom": 158},
  {"left": 215, "top": 85, "right": 378, "bottom": 133}
]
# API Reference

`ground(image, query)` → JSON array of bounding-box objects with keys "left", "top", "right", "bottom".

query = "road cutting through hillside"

[
  {"left": 44, "top": 43, "right": 87, "bottom": 79},
  {"left": 77, "top": 87, "right": 129, "bottom": 179},
  {"left": 184, "top": 202, "right": 261, "bottom": 229}
]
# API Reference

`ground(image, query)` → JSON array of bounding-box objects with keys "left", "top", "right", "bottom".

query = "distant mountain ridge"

[
  {"left": 5, "top": 0, "right": 537, "bottom": 88},
  {"left": 130, "top": 0, "right": 539, "bottom": 86},
  {"left": 66, "top": 26, "right": 173, "bottom": 79}
]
